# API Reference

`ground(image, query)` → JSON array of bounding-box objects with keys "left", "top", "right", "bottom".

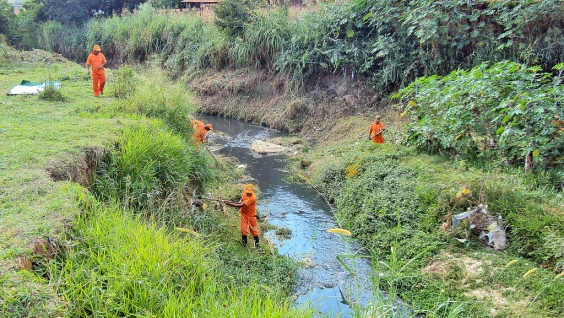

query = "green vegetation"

[
  {"left": 395, "top": 61, "right": 564, "bottom": 179},
  {"left": 2, "top": 0, "right": 564, "bottom": 317},
  {"left": 294, "top": 119, "right": 564, "bottom": 316},
  {"left": 5, "top": 1, "right": 564, "bottom": 92},
  {"left": 0, "top": 48, "right": 312, "bottom": 317}
]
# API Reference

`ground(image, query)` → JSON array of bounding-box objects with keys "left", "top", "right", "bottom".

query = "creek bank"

[{"left": 189, "top": 68, "right": 380, "bottom": 135}]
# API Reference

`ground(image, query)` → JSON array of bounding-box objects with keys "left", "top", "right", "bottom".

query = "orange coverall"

[
  {"left": 86, "top": 51, "right": 107, "bottom": 97},
  {"left": 239, "top": 192, "right": 258, "bottom": 237},
  {"left": 192, "top": 120, "right": 206, "bottom": 143},
  {"left": 369, "top": 122, "right": 385, "bottom": 144}
]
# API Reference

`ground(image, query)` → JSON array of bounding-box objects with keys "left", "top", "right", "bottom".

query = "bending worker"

[
  {"left": 369, "top": 115, "right": 385, "bottom": 144},
  {"left": 191, "top": 119, "right": 212, "bottom": 144},
  {"left": 224, "top": 184, "right": 260, "bottom": 248},
  {"left": 85, "top": 44, "right": 107, "bottom": 97}
]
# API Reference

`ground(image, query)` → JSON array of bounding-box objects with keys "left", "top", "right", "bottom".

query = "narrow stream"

[{"left": 199, "top": 115, "right": 377, "bottom": 317}]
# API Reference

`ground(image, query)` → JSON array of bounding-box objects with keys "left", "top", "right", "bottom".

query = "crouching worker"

[
  {"left": 191, "top": 119, "right": 212, "bottom": 144},
  {"left": 224, "top": 184, "right": 259, "bottom": 248}
]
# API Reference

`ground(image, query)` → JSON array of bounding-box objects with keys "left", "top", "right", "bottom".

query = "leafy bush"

[
  {"left": 394, "top": 61, "right": 564, "bottom": 178},
  {"left": 38, "top": 83, "right": 66, "bottom": 102},
  {"left": 0, "top": 0, "right": 15, "bottom": 39}
]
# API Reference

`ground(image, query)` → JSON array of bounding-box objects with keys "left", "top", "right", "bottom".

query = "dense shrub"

[
  {"left": 334, "top": 154, "right": 441, "bottom": 259},
  {"left": 394, "top": 61, "right": 564, "bottom": 179}
]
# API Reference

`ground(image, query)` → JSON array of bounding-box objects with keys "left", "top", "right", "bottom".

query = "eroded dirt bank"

[{"left": 188, "top": 68, "right": 381, "bottom": 135}]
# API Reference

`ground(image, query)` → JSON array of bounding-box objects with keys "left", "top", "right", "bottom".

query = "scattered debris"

[
  {"left": 452, "top": 204, "right": 507, "bottom": 250},
  {"left": 275, "top": 227, "right": 292, "bottom": 238}
]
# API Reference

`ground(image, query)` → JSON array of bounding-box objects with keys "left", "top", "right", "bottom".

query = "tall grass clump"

[
  {"left": 51, "top": 205, "right": 215, "bottom": 316},
  {"left": 92, "top": 120, "right": 211, "bottom": 210},
  {"left": 112, "top": 65, "right": 136, "bottom": 99},
  {"left": 122, "top": 79, "right": 196, "bottom": 137},
  {"left": 98, "top": 67, "right": 196, "bottom": 137},
  {"left": 231, "top": 8, "right": 292, "bottom": 69}
]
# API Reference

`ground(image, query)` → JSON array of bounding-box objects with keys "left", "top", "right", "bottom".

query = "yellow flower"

[
  {"left": 532, "top": 149, "right": 539, "bottom": 158},
  {"left": 505, "top": 259, "right": 518, "bottom": 268},
  {"left": 400, "top": 110, "right": 408, "bottom": 117},
  {"left": 328, "top": 228, "right": 352, "bottom": 236},
  {"left": 456, "top": 187, "right": 471, "bottom": 200},
  {"left": 522, "top": 268, "right": 538, "bottom": 278},
  {"left": 408, "top": 100, "right": 416, "bottom": 107}
]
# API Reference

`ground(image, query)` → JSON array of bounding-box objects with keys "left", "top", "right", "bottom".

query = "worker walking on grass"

[
  {"left": 369, "top": 115, "right": 385, "bottom": 144},
  {"left": 86, "top": 45, "right": 107, "bottom": 97},
  {"left": 224, "top": 184, "right": 260, "bottom": 248},
  {"left": 191, "top": 119, "right": 212, "bottom": 144}
]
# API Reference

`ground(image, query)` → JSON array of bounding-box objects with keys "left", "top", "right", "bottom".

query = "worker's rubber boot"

[
  {"left": 241, "top": 235, "right": 248, "bottom": 247},
  {"left": 253, "top": 236, "right": 259, "bottom": 248}
]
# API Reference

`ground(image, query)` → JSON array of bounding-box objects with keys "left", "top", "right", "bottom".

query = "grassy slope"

[
  {"left": 0, "top": 48, "right": 131, "bottom": 315},
  {"left": 293, "top": 115, "right": 564, "bottom": 317},
  {"left": 0, "top": 48, "right": 313, "bottom": 317}
]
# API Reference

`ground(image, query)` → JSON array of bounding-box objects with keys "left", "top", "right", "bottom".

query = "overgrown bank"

[
  {"left": 285, "top": 117, "right": 564, "bottom": 316},
  {"left": 0, "top": 47, "right": 312, "bottom": 317}
]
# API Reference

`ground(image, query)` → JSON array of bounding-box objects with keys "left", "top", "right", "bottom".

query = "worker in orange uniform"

[
  {"left": 85, "top": 45, "right": 107, "bottom": 97},
  {"left": 369, "top": 115, "right": 385, "bottom": 143},
  {"left": 224, "top": 184, "right": 260, "bottom": 248},
  {"left": 191, "top": 119, "right": 212, "bottom": 144}
]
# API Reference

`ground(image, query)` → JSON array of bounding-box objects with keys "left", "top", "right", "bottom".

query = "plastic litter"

[{"left": 452, "top": 204, "right": 507, "bottom": 250}]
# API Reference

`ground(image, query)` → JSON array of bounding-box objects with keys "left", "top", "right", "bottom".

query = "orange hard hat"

[
  {"left": 93, "top": 44, "right": 101, "bottom": 52},
  {"left": 244, "top": 184, "right": 254, "bottom": 194}
]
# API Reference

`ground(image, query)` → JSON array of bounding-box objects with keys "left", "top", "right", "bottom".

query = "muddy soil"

[{"left": 189, "top": 68, "right": 382, "bottom": 136}]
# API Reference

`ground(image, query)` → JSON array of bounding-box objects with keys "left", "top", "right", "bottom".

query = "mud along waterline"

[{"left": 199, "top": 114, "right": 377, "bottom": 316}]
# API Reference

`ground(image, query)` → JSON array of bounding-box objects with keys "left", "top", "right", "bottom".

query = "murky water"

[{"left": 199, "top": 115, "right": 376, "bottom": 317}]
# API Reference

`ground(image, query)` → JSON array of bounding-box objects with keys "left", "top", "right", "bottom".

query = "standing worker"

[
  {"left": 224, "top": 184, "right": 260, "bottom": 248},
  {"left": 369, "top": 115, "right": 385, "bottom": 144},
  {"left": 191, "top": 119, "right": 212, "bottom": 144},
  {"left": 86, "top": 45, "right": 107, "bottom": 97}
]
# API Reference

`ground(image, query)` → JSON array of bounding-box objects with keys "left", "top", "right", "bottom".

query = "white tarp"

[{"left": 7, "top": 80, "right": 61, "bottom": 95}]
